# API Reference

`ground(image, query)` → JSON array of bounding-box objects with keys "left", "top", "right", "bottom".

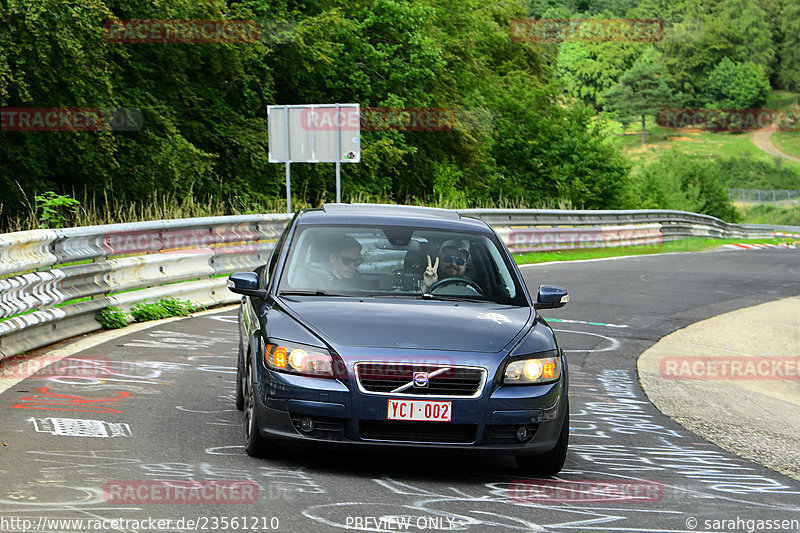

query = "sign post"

[{"left": 268, "top": 104, "right": 360, "bottom": 213}]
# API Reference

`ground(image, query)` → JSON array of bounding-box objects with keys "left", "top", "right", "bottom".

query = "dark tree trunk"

[{"left": 641, "top": 114, "right": 647, "bottom": 145}]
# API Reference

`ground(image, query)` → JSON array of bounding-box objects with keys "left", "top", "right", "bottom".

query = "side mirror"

[
  {"left": 536, "top": 285, "right": 569, "bottom": 309},
  {"left": 227, "top": 272, "right": 267, "bottom": 299}
]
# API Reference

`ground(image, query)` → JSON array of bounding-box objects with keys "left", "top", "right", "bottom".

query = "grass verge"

[
  {"left": 738, "top": 205, "right": 800, "bottom": 226},
  {"left": 513, "top": 238, "right": 794, "bottom": 265},
  {"left": 607, "top": 117, "right": 800, "bottom": 174},
  {"left": 770, "top": 130, "right": 800, "bottom": 159}
]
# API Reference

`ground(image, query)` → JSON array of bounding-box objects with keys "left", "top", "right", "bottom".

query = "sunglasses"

[
  {"left": 442, "top": 255, "right": 466, "bottom": 266},
  {"left": 338, "top": 255, "right": 363, "bottom": 267}
]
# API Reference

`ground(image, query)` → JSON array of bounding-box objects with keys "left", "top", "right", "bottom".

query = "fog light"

[
  {"left": 515, "top": 426, "right": 529, "bottom": 442},
  {"left": 300, "top": 417, "right": 315, "bottom": 433}
]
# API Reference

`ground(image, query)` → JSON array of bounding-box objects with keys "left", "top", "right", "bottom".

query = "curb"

[{"left": 637, "top": 296, "right": 800, "bottom": 481}]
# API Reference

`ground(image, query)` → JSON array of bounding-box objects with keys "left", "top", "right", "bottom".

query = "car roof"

[{"left": 296, "top": 203, "right": 493, "bottom": 233}]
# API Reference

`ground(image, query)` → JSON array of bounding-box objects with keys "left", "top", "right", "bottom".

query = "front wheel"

[
  {"left": 243, "top": 358, "right": 279, "bottom": 457},
  {"left": 235, "top": 344, "right": 245, "bottom": 411},
  {"left": 515, "top": 399, "right": 569, "bottom": 476}
]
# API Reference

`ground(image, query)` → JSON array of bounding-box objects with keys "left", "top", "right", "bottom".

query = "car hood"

[{"left": 277, "top": 296, "right": 532, "bottom": 353}]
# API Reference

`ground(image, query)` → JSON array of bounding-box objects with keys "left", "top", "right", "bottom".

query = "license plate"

[{"left": 387, "top": 399, "right": 452, "bottom": 422}]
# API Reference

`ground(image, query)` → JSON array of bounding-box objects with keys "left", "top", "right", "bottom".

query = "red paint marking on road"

[{"left": 13, "top": 387, "right": 131, "bottom": 413}]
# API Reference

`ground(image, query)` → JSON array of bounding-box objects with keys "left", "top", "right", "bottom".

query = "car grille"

[
  {"left": 355, "top": 363, "right": 486, "bottom": 398},
  {"left": 359, "top": 420, "right": 477, "bottom": 444}
]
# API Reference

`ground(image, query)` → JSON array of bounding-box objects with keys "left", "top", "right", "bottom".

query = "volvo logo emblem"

[{"left": 413, "top": 372, "right": 429, "bottom": 388}]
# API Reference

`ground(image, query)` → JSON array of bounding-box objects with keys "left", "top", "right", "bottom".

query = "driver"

[{"left": 420, "top": 239, "right": 471, "bottom": 293}]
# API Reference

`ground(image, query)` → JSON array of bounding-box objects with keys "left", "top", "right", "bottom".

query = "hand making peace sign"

[{"left": 421, "top": 254, "right": 439, "bottom": 292}]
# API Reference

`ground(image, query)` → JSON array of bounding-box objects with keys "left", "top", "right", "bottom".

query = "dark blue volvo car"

[{"left": 227, "top": 204, "right": 569, "bottom": 474}]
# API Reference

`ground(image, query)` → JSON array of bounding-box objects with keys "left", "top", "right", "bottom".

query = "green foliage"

[
  {"left": 97, "top": 306, "right": 130, "bottom": 329},
  {"left": 739, "top": 205, "right": 800, "bottom": 226},
  {"left": 431, "top": 162, "right": 468, "bottom": 206},
  {"left": 713, "top": 0, "right": 777, "bottom": 78},
  {"left": 130, "top": 302, "right": 171, "bottom": 322},
  {"left": 778, "top": 1, "right": 800, "bottom": 91},
  {"left": 491, "top": 75, "right": 632, "bottom": 208},
  {"left": 713, "top": 156, "right": 800, "bottom": 190},
  {"left": 0, "top": 0, "right": 275, "bottom": 225},
  {"left": 156, "top": 296, "right": 197, "bottom": 317},
  {"left": 130, "top": 297, "right": 197, "bottom": 323},
  {"left": 0, "top": 0, "right": 637, "bottom": 227},
  {"left": 528, "top": 0, "right": 637, "bottom": 16},
  {"left": 35, "top": 192, "right": 81, "bottom": 229},
  {"left": 703, "top": 58, "right": 770, "bottom": 109},
  {"left": 603, "top": 49, "right": 672, "bottom": 144},
  {"left": 645, "top": 0, "right": 776, "bottom": 107},
  {"left": 558, "top": 40, "right": 644, "bottom": 109},
  {"left": 634, "top": 150, "right": 740, "bottom": 221}
]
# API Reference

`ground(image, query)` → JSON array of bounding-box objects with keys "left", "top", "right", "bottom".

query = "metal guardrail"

[
  {"left": 0, "top": 214, "right": 292, "bottom": 360},
  {"left": 0, "top": 208, "right": 796, "bottom": 361}
]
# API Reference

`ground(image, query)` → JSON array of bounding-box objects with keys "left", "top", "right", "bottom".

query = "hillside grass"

[
  {"left": 737, "top": 205, "right": 800, "bottom": 226},
  {"left": 770, "top": 131, "right": 800, "bottom": 159},
  {"left": 608, "top": 117, "right": 800, "bottom": 173}
]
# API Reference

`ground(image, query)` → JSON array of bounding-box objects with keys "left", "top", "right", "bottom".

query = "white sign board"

[{"left": 268, "top": 104, "right": 360, "bottom": 163}]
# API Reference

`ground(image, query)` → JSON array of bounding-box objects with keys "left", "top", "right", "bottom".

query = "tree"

[
  {"left": 558, "top": 40, "right": 643, "bottom": 109},
  {"left": 640, "top": 0, "right": 777, "bottom": 107},
  {"left": 703, "top": 58, "right": 770, "bottom": 109},
  {"left": 778, "top": 0, "right": 800, "bottom": 91},
  {"left": 1, "top": 0, "right": 640, "bottom": 227},
  {"left": 491, "top": 74, "right": 632, "bottom": 209},
  {"left": 603, "top": 50, "right": 672, "bottom": 145},
  {"left": 713, "top": 0, "right": 777, "bottom": 79}
]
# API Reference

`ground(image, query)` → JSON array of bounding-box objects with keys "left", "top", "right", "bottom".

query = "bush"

[
  {"left": 35, "top": 192, "right": 81, "bottom": 229},
  {"left": 703, "top": 58, "right": 770, "bottom": 109},
  {"left": 130, "top": 297, "right": 199, "bottom": 323},
  {"left": 157, "top": 296, "right": 197, "bottom": 317},
  {"left": 634, "top": 150, "right": 740, "bottom": 222},
  {"left": 714, "top": 156, "right": 800, "bottom": 190},
  {"left": 130, "top": 302, "right": 171, "bottom": 322},
  {"left": 97, "top": 306, "right": 130, "bottom": 329}
]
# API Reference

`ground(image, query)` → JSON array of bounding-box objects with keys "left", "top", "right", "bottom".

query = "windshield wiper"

[
  {"left": 420, "top": 292, "right": 486, "bottom": 303},
  {"left": 367, "top": 293, "right": 420, "bottom": 298},
  {"left": 278, "top": 290, "right": 348, "bottom": 297}
]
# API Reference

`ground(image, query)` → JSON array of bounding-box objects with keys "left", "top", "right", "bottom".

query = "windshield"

[{"left": 278, "top": 225, "right": 527, "bottom": 306}]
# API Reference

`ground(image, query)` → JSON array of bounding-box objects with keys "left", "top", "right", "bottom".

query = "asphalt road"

[{"left": 1, "top": 247, "right": 799, "bottom": 533}]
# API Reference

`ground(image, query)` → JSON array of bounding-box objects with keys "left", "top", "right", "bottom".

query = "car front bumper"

[{"left": 253, "top": 362, "right": 568, "bottom": 455}]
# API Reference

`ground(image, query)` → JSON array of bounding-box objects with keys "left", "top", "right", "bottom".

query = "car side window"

[{"left": 265, "top": 222, "right": 292, "bottom": 289}]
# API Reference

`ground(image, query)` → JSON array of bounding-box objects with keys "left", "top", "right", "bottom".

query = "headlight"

[
  {"left": 504, "top": 355, "right": 561, "bottom": 385},
  {"left": 264, "top": 340, "right": 334, "bottom": 378}
]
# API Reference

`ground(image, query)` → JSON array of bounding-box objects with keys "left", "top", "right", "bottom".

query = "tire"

[
  {"left": 235, "top": 344, "right": 245, "bottom": 411},
  {"left": 515, "top": 399, "right": 569, "bottom": 476},
  {"left": 243, "top": 357, "right": 272, "bottom": 457}
]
